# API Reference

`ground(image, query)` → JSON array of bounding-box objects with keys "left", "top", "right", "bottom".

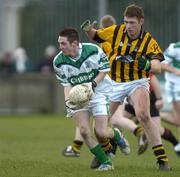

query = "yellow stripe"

[
  {"left": 133, "top": 60, "right": 139, "bottom": 80},
  {"left": 124, "top": 63, "right": 130, "bottom": 81},
  {"left": 116, "top": 61, "right": 121, "bottom": 82},
  {"left": 72, "top": 147, "right": 80, "bottom": 153},
  {"left": 135, "top": 32, "right": 150, "bottom": 60},
  {"left": 154, "top": 146, "right": 164, "bottom": 151},
  {"left": 129, "top": 39, "right": 139, "bottom": 53},
  {"left": 120, "top": 36, "right": 129, "bottom": 56}
]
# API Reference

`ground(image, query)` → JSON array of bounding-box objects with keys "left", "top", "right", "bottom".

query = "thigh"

[
  {"left": 129, "top": 87, "right": 150, "bottom": 116},
  {"left": 73, "top": 111, "right": 90, "bottom": 129},
  {"left": 110, "top": 101, "right": 120, "bottom": 115},
  {"left": 94, "top": 115, "right": 109, "bottom": 130}
]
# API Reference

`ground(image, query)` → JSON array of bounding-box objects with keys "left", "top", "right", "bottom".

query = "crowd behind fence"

[{"left": 19, "top": 0, "right": 180, "bottom": 65}]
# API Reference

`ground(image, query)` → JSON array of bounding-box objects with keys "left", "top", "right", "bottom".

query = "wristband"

[{"left": 92, "top": 80, "right": 97, "bottom": 91}]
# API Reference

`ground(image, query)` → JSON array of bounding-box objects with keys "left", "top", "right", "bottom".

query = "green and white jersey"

[
  {"left": 163, "top": 42, "right": 180, "bottom": 83},
  {"left": 53, "top": 43, "right": 110, "bottom": 87}
]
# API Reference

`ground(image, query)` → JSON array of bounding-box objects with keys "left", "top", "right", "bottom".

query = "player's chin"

[{"left": 62, "top": 51, "right": 69, "bottom": 55}]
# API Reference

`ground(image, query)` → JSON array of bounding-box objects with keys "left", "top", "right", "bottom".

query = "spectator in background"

[
  {"left": 13, "top": 47, "right": 33, "bottom": 74},
  {"left": 0, "top": 52, "right": 16, "bottom": 74},
  {"left": 37, "top": 45, "right": 57, "bottom": 74}
]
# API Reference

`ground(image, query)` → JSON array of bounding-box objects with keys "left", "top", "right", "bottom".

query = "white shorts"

[
  {"left": 110, "top": 78, "right": 150, "bottom": 103},
  {"left": 165, "top": 81, "right": 180, "bottom": 103},
  {"left": 68, "top": 76, "right": 112, "bottom": 118},
  {"left": 67, "top": 93, "right": 110, "bottom": 118}
]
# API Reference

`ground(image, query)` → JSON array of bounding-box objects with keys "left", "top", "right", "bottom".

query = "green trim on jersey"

[
  {"left": 174, "top": 42, "right": 180, "bottom": 48},
  {"left": 165, "top": 53, "right": 174, "bottom": 60},
  {"left": 173, "top": 59, "right": 180, "bottom": 69},
  {"left": 54, "top": 44, "right": 98, "bottom": 69}
]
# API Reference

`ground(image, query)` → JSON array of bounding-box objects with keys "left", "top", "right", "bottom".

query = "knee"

[
  {"left": 110, "top": 116, "right": 119, "bottom": 128},
  {"left": 79, "top": 126, "right": 90, "bottom": 139},
  {"left": 95, "top": 129, "right": 106, "bottom": 139}
]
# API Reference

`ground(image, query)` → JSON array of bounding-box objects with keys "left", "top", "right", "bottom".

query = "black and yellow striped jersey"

[
  {"left": 100, "top": 41, "right": 112, "bottom": 58},
  {"left": 94, "top": 24, "right": 164, "bottom": 82}
]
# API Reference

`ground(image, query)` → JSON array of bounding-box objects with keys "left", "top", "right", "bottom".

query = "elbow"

[
  {"left": 156, "top": 66, "right": 162, "bottom": 74},
  {"left": 151, "top": 66, "right": 161, "bottom": 74}
]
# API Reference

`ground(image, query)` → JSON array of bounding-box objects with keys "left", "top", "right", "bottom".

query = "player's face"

[
  {"left": 58, "top": 36, "right": 78, "bottom": 57},
  {"left": 124, "top": 16, "right": 144, "bottom": 40}
]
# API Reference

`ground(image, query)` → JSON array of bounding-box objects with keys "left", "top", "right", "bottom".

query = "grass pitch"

[{"left": 0, "top": 114, "right": 179, "bottom": 177}]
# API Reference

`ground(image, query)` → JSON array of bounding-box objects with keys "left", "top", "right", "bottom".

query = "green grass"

[{"left": 0, "top": 114, "right": 179, "bottom": 177}]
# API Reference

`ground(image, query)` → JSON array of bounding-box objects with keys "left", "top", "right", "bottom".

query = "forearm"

[
  {"left": 85, "top": 28, "right": 97, "bottom": 40},
  {"left": 150, "top": 75, "right": 162, "bottom": 99},
  {"left": 64, "top": 85, "right": 72, "bottom": 100},
  {"left": 161, "top": 63, "right": 179, "bottom": 75},
  {"left": 94, "top": 71, "right": 107, "bottom": 85},
  {"left": 150, "top": 60, "right": 161, "bottom": 74}
]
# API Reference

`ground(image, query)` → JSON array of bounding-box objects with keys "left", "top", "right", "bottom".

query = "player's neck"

[{"left": 69, "top": 48, "right": 79, "bottom": 59}]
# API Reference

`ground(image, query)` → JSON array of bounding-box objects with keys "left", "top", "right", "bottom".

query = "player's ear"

[
  {"left": 72, "top": 40, "right": 78, "bottom": 47},
  {"left": 140, "top": 18, "right": 144, "bottom": 25}
]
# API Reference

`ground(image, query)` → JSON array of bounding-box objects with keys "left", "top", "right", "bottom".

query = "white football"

[{"left": 69, "top": 83, "right": 93, "bottom": 105}]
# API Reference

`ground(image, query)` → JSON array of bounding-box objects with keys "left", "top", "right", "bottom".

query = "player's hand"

[
  {"left": 138, "top": 56, "right": 151, "bottom": 71},
  {"left": 65, "top": 99, "right": 79, "bottom": 110},
  {"left": 84, "top": 81, "right": 97, "bottom": 92},
  {"left": 81, "top": 20, "right": 97, "bottom": 32},
  {"left": 155, "top": 98, "right": 164, "bottom": 110}
]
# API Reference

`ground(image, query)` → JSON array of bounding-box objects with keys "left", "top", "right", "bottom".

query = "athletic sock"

[
  {"left": 72, "top": 140, "right": 83, "bottom": 153},
  {"left": 94, "top": 129, "right": 112, "bottom": 153},
  {"left": 152, "top": 144, "right": 169, "bottom": 164},
  {"left": 133, "top": 126, "right": 143, "bottom": 137},
  {"left": 97, "top": 138, "right": 112, "bottom": 153},
  {"left": 161, "top": 127, "right": 179, "bottom": 146},
  {"left": 113, "top": 128, "right": 122, "bottom": 143},
  {"left": 90, "top": 144, "right": 111, "bottom": 164}
]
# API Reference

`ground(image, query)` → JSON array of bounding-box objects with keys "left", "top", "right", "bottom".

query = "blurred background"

[{"left": 0, "top": 0, "right": 179, "bottom": 114}]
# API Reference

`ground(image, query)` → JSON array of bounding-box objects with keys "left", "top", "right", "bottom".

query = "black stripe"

[
  {"left": 93, "top": 32, "right": 106, "bottom": 43},
  {"left": 137, "top": 34, "right": 151, "bottom": 79},
  {"left": 109, "top": 25, "right": 120, "bottom": 81},
  {"left": 116, "top": 33, "right": 126, "bottom": 82},
  {"left": 141, "top": 35, "right": 151, "bottom": 78},
  {"left": 124, "top": 39, "right": 131, "bottom": 55},
  {"left": 120, "top": 62, "right": 125, "bottom": 82},
  {"left": 111, "top": 60, "right": 117, "bottom": 81},
  {"left": 141, "top": 35, "right": 152, "bottom": 56},
  {"left": 122, "top": 38, "right": 132, "bottom": 82},
  {"left": 131, "top": 32, "right": 146, "bottom": 59},
  {"left": 129, "top": 32, "right": 146, "bottom": 81},
  {"left": 109, "top": 25, "right": 121, "bottom": 59},
  {"left": 129, "top": 62, "right": 134, "bottom": 81},
  {"left": 117, "top": 32, "right": 126, "bottom": 56}
]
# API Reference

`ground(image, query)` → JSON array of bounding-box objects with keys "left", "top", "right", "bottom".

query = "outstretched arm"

[
  {"left": 161, "top": 63, "right": 180, "bottom": 76},
  {"left": 81, "top": 20, "right": 97, "bottom": 40}
]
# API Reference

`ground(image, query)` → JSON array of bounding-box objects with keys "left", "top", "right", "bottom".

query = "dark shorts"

[{"left": 124, "top": 91, "right": 159, "bottom": 118}]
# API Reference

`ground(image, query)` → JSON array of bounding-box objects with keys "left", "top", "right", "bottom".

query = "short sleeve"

[
  {"left": 146, "top": 38, "right": 164, "bottom": 61},
  {"left": 94, "top": 25, "right": 116, "bottom": 44}
]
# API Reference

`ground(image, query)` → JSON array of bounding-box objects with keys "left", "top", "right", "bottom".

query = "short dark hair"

[
  {"left": 59, "top": 28, "right": 79, "bottom": 43},
  {"left": 124, "top": 4, "right": 144, "bottom": 20}
]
